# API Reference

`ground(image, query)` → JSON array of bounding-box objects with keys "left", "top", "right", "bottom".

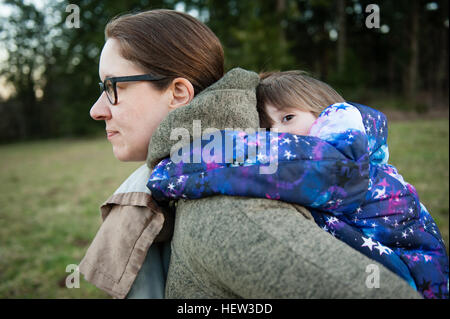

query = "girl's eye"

[{"left": 282, "top": 115, "right": 294, "bottom": 122}]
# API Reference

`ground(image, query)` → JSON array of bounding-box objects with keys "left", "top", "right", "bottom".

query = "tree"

[
  {"left": 0, "top": 0, "right": 174, "bottom": 141},
  {"left": 406, "top": 0, "right": 420, "bottom": 102},
  {"left": 336, "top": 0, "right": 346, "bottom": 75}
]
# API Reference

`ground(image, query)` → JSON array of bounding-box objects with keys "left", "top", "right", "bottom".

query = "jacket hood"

[
  {"left": 146, "top": 67, "right": 260, "bottom": 169},
  {"left": 346, "top": 102, "right": 389, "bottom": 163},
  {"left": 308, "top": 102, "right": 389, "bottom": 164}
]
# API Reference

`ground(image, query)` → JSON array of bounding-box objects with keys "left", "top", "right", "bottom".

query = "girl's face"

[
  {"left": 265, "top": 103, "right": 317, "bottom": 136},
  {"left": 90, "top": 38, "right": 173, "bottom": 162}
]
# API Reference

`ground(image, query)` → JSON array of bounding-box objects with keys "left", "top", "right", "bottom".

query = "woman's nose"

[{"left": 90, "top": 94, "right": 112, "bottom": 121}]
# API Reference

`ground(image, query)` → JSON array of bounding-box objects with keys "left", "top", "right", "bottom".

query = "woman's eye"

[{"left": 282, "top": 115, "right": 294, "bottom": 122}]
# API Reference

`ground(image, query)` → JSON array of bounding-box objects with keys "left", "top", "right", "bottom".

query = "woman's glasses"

[{"left": 99, "top": 74, "right": 167, "bottom": 105}]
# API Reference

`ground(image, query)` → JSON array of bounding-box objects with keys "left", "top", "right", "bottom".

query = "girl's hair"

[
  {"left": 256, "top": 71, "right": 345, "bottom": 128},
  {"left": 105, "top": 9, "right": 224, "bottom": 95}
]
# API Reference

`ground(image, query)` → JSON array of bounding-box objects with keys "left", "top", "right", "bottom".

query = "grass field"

[{"left": 0, "top": 119, "right": 448, "bottom": 298}]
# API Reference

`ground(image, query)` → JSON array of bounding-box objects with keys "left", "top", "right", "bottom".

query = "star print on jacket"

[{"left": 147, "top": 102, "right": 449, "bottom": 299}]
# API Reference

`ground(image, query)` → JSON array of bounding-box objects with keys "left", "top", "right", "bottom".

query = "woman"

[{"left": 80, "top": 9, "right": 421, "bottom": 299}]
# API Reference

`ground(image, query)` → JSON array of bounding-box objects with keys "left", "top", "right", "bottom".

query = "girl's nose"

[{"left": 90, "top": 94, "right": 112, "bottom": 121}]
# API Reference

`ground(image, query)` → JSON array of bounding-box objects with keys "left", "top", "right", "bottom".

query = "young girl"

[{"left": 147, "top": 71, "right": 449, "bottom": 299}]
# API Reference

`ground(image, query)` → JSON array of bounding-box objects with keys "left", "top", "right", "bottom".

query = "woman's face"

[{"left": 90, "top": 38, "right": 172, "bottom": 162}]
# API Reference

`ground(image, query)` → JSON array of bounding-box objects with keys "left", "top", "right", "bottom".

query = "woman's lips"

[{"left": 106, "top": 130, "right": 119, "bottom": 139}]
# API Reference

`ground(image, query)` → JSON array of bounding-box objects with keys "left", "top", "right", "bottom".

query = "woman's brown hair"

[
  {"left": 256, "top": 71, "right": 345, "bottom": 128},
  {"left": 105, "top": 9, "right": 224, "bottom": 95}
]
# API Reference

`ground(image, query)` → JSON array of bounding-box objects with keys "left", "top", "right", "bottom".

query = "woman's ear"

[{"left": 168, "top": 78, "right": 195, "bottom": 110}]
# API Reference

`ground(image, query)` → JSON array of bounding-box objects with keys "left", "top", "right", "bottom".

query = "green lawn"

[
  {"left": 0, "top": 119, "right": 448, "bottom": 298},
  {"left": 387, "top": 119, "right": 449, "bottom": 249}
]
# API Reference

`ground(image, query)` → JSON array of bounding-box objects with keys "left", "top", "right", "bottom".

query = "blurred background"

[{"left": 0, "top": 0, "right": 448, "bottom": 298}]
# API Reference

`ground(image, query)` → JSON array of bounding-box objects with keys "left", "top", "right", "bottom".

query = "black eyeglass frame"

[{"left": 99, "top": 74, "right": 167, "bottom": 105}]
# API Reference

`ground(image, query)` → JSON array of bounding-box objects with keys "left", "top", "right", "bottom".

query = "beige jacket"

[{"left": 78, "top": 164, "right": 173, "bottom": 299}]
